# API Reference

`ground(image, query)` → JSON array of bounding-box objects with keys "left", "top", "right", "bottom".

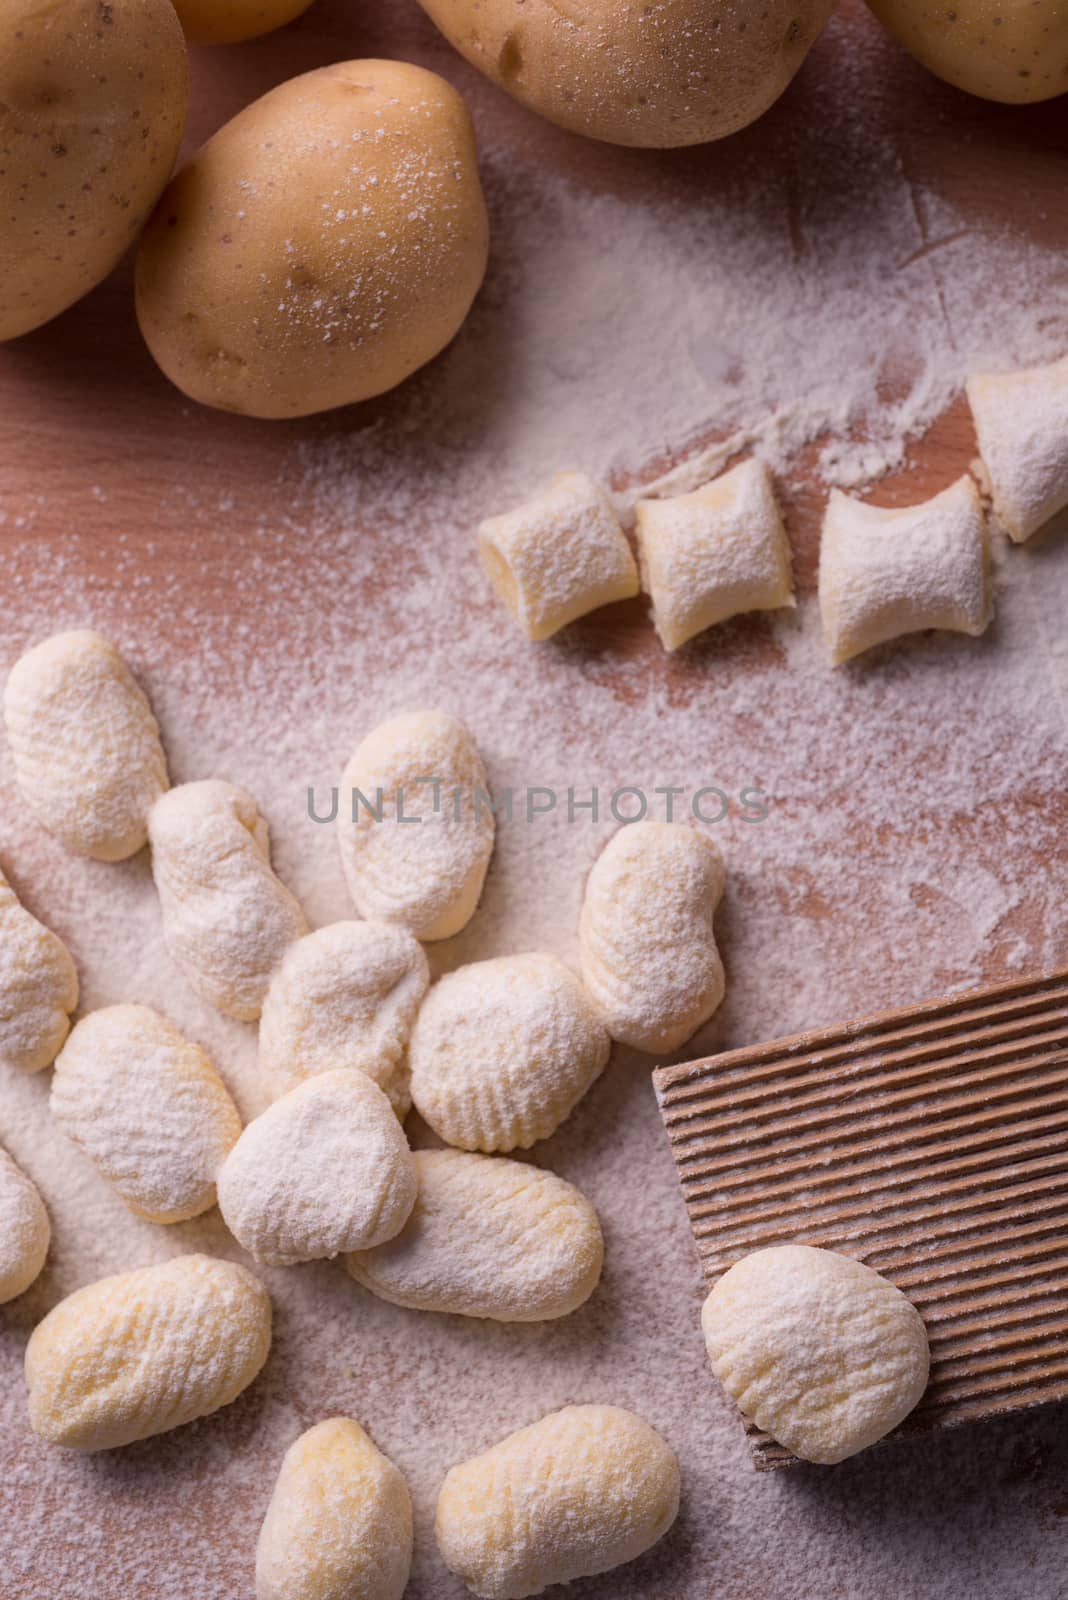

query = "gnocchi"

[
  {"left": 818, "top": 476, "right": 991, "bottom": 665},
  {"left": 347, "top": 1149, "right": 603, "bottom": 1322},
  {"left": 436, "top": 1404, "right": 680, "bottom": 1598},
  {"left": 0, "top": 865, "right": 78, "bottom": 1074},
  {"left": 478, "top": 472, "right": 639, "bottom": 641},
  {"left": 701, "top": 1244, "right": 930, "bottom": 1464},
  {"left": 635, "top": 458, "right": 795, "bottom": 650},
  {"left": 217, "top": 1070, "right": 417, "bottom": 1266},
  {"left": 0, "top": 1148, "right": 50, "bottom": 1303},
  {"left": 26, "top": 1253, "right": 272, "bottom": 1450},
  {"left": 149, "top": 780, "right": 309, "bottom": 1021},
  {"left": 409, "top": 954, "right": 610, "bottom": 1152},
  {"left": 4, "top": 630, "right": 169, "bottom": 861},
  {"left": 580, "top": 822, "right": 725, "bottom": 1053},
  {"left": 337, "top": 711, "right": 494, "bottom": 942},
  {"left": 50, "top": 1005, "right": 242, "bottom": 1225},
  {"left": 966, "top": 354, "right": 1068, "bottom": 543},
  {"left": 256, "top": 1417, "right": 413, "bottom": 1600},
  {"left": 259, "top": 921, "right": 429, "bottom": 1117}
]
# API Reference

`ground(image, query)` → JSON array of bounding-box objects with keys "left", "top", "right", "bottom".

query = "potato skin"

[
  {"left": 135, "top": 60, "right": 490, "bottom": 418},
  {"left": 0, "top": 0, "right": 188, "bottom": 340},
  {"left": 865, "top": 0, "right": 1068, "bottom": 103},
  {"left": 173, "top": 0, "right": 314, "bottom": 45},
  {"left": 417, "top": 0, "right": 837, "bottom": 147}
]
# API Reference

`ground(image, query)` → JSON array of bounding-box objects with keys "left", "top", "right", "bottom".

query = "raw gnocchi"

[
  {"left": 818, "top": 476, "right": 991, "bottom": 665},
  {"left": 149, "top": 780, "right": 309, "bottom": 1021},
  {"left": 636, "top": 458, "right": 795, "bottom": 650},
  {"left": 217, "top": 1070, "right": 417, "bottom": 1266},
  {"left": 50, "top": 1005, "right": 242, "bottom": 1225},
  {"left": 435, "top": 1404, "right": 680, "bottom": 1598},
  {"left": 409, "top": 954, "right": 610, "bottom": 1152},
  {"left": 4, "top": 630, "right": 169, "bottom": 861},
  {"left": 701, "top": 1244, "right": 930, "bottom": 1464},
  {"left": 0, "top": 1148, "right": 50, "bottom": 1303},
  {"left": 0, "top": 865, "right": 78, "bottom": 1074},
  {"left": 478, "top": 472, "right": 639, "bottom": 641},
  {"left": 26, "top": 1253, "right": 272, "bottom": 1450},
  {"left": 259, "top": 921, "right": 429, "bottom": 1117},
  {"left": 966, "top": 354, "right": 1068, "bottom": 543},
  {"left": 347, "top": 1149, "right": 603, "bottom": 1322},
  {"left": 579, "top": 822, "right": 725, "bottom": 1053},
  {"left": 337, "top": 711, "right": 494, "bottom": 942}
]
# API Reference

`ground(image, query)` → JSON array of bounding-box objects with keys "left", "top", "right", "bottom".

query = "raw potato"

[
  {"left": 417, "top": 0, "right": 836, "bottom": 147},
  {"left": 0, "top": 866, "right": 78, "bottom": 1074},
  {"left": 701, "top": 1244, "right": 930, "bottom": 1464},
  {"left": 865, "top": 0, "right": 1068, "bottom": 104},
  {"left": 0, "top": 0, "right": 188, "bottom": 340},
  {"left": 347, "top": 1148, "right": 604, "bottom": 1322},
  {"left": 256, "top": 1418, "right": 413, "bottom": 1600},
  {"left": 26, "top": 1253, "right": 272, "bottom": 1450},
  {"left": 173, "top": 0, "right": 313, "bottom": 45},
  {"left": 0, "top": 1148, "right": 50, "bottom": 1303},
  {"left": 436, "top": 1404, "right": 680, "bottom": 1598},
  {"left": 136, "top": 60, "right": 489, "bottom": 418}
]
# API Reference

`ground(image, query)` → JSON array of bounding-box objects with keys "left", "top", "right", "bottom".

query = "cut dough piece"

[
  {"left": 0, "top": 1148, "right": 50, "bottom": 1303},
  {"left": 636, "top": 458, "right": 795, "bottom": 650},
  {"left": 436, "top": 1405, "right": 680, "bottom": 1599},
  {"left": 818, "top": 476, "right": 991, "bottom": 666},
  {"left": 4, "top": 629, "right": 169, "bottom": 860},
  {"left": 701, "top": 1244, "right": 930, "bottom": 1464},
  {"left": 347, "top": 1148, "right": 604, "bottom": 1322},
  {"left": 579, "top": 822, "right": 725, "bottom": 1054},
  {"left": 0, "top": 865, "right": 78, "bottom": 1074},
  {"left": 257, "top": 1417, "right": 413, "bottom": 1600},
  {"left": 967, "top": 354, "right": 1068, "bottom": 542},
  {"left": 258, "top": 921, "right": 428, "bottom": 1117},
  {"left": 478, "top": 472, "right": 639, "bottom": 641},
  {"left": 409, "top": 954, "right": 610, "bottom": 1152},
  {"left": 337, "top": 711, "right": 494, "bottom": 942}
]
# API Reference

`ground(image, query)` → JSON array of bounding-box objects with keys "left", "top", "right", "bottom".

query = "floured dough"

[
  {"left": 0, "top": 1147, "right": 50, "bottom": 1303},
  {"left": 967, "top": 353, "right": 1068, "bottom": 542},
  {"left": 0, "top": 865, "right": 78, "bottom": 1074}
]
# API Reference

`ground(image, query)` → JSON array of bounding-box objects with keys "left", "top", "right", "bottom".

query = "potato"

[
  {"left": 0, "top": 0, "right": 188, "bottom": 341},
  {"left": 865, "top": 0, "right": 1068, "bottom": 103},
  {"left": 136, "top": 60, "right": 489, "bottom": 417},
  {"left": 173, "top": 0, "right": 314, "bottom": 45},
  {"left": 416, "top": 0, "right": 837, "bottom": 147}
]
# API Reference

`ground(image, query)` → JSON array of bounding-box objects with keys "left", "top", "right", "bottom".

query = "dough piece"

[
  {"left": 0, "top": 866, "right": 78, "bottom": 1073},
  {"left": 409, "top": 954, "right": 610, "bottom": 1152},
  {"left": 258, "top": 921, "right": 429, "bottom": 1117},
  {"left": 217, "top": 1071, "right": 417, "bottom": 1266},
  {"left": 4, "top": 630, "right": 169, "bottom": 860},
  {"left": 337, "top": 711, "right": 494, "bottom": 942},
  {"left": 701, "top": 1244, "right": 930, "bottom": 1465},
  {"left": 818, "top": 476, "right": 991, "bottom": 666},
  {"left": 436, "top": 1404, "right": 680, "bottom": 1599},
  {"left": 966, "top": 354, "right": 1068, "bottom": 542},
  {"left": 0, "top": 1148, "right": 50, "bottom": 1303},
  {"left": 347, "top": 1148, "right": 603, "bottom": 1322},
  {"left": 636, "top": 458, "right": 795, "bottom": 650},
  {"left": 579, "top": 822, "right": 724, "bottom": 1054},
  {"left": 256, "top": 1417, "right": 413, "bottom": 1600},
  {"left": 478, "top": 472, "right": 639, "bottom": 641},
  {"left": 26, "top": 1253, "right": 271, "bottom": 1450},
  {"left": 149, "top": 780, "right": 308, "bottom": 1021},
  {"left": 50, "top": 1005, "right": 242, "bottom": 1225}
]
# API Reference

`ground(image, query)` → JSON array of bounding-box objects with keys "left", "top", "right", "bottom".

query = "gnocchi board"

[{"left": 2, "top": 2, "right": 1068, "bottom": 1599}]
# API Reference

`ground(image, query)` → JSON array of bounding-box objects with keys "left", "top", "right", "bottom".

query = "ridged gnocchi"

[
  {"left": 50, "top": 1005, "right": 242, "bottom": 1224},
  {"left": 579, "top": 822, "right": 725, "bottom": 1053},
  {"left": 0, "top": 865, "right": 78, "bottom": 1074},
  {"left": 409, "top": 954, "right": 610, "bottom": 1152},
  {"left": 347, "top": 1149, "right": 603, "bottom": 1322},
  {"left": 4, "top": 630, "right": 170, "bottom": 861},
  {"left": 0, "top": 1148, "right": 50, "bottom": 1303},
  {"left": 149, "top": 780, "right": 308, "bottom": 1021},
  {"left": 217, "top": 1070, "right": 417, "bottom": 1266},
  {"left": 256, "top": 1417, "right": 413, "bottom": 1600},
  {"left": 337, "top": 711, "right": 494, "bottom": 942},
  {"left": 26, "top": 1253, "right": 272, "bottom": 1450},
  {"left": 259, "top": 921, "right": 429, "bottom": 1117},
  {"left": 436, "top": 1404, "right": 681, "bottom": 1599}
]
